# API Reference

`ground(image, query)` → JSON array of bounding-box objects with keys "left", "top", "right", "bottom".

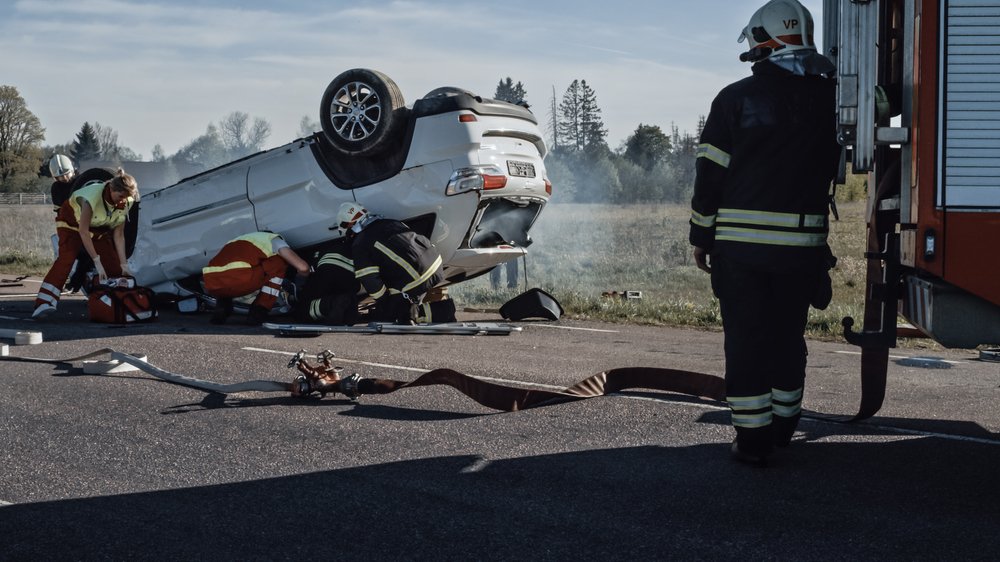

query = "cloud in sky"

[{"left": 1, "top": 0, "right": 824, "bottom": 158}]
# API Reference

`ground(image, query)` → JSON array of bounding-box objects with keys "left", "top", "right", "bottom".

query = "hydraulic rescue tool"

[{"left": 287, "top": 349, "right": 362, "bottom": 400}]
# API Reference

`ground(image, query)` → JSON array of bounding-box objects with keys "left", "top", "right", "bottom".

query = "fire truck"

[{"left": 824, "top": 0, "right": 1000, "bottom": 415}]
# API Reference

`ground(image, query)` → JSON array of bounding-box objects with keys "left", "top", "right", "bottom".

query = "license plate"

[{"left": 507, "top": 160, "right": 535, "bottom": 178}]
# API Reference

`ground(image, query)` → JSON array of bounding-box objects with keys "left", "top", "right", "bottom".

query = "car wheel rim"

[{"left": 329, "top": 81, "right": 382, "bottom": 142}]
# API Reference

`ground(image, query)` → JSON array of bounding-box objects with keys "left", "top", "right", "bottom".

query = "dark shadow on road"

[
  {"left": 2, "top": 296, "right": 338, "bottom": 342},
  {"left": 695, "top": 411, "right": 1000, "bottom": 443},
  {"left": 4, "top": 438, "right": 1000, "bottom": 560},
  {"left": 161, "top": 394, "right": 479, "bottom": 422},
  {"left": 2, "top": 296, "right": 495, "bottom": 342}
]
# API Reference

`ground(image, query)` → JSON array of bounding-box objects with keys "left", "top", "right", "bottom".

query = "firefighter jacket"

[
  {"left": 689, "top": 60, "right": 840, "bottom": 267},
  {"left": 302, "top": 238, "right": 358, "bottom": 302},
  {"left": 51, "top": 179, "right": 73, "bottom": 211},
  {"left": 56, "top": 181, "right": 135, "bottom": 234},
  {"left": 297, "top": 238, "right": 361, "bottom": 323},
  {"left": 351, "top": 218, "right": 443, "bottom": 301}
]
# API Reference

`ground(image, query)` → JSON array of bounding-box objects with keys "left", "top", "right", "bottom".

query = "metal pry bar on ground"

[{"left": 263, "top": 321, "right": 523, "bottom": 336}]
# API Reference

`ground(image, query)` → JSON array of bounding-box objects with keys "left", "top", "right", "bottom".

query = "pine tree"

[
  {"left": 71, "top": 122, "right": 101, "bottom": 162},
  {"left": 557, "top": 79, "right": 608, "bottom": 152},
  {"left": 558, "top": 80, "right": 583, "bottom": 151},
  {"left": 494, "top": 77, "right": 527, "bottom": 104},
  {"left": 578, "top": 80, "right": 607, "bottom": 150},
  {"left": 548, "top": 86, "right": 559, "bottom": 151}
]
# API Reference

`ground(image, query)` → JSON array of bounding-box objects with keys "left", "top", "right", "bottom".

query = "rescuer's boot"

[
  {"left": 773, "top": 413, "right": 801, "bottom": 448},
  {"left": 246, "top": 304, "right": 270, "bottom": 326},
  {"left": 32, "top": 303, "right": 56, "bottom": 319},
  {"left": 210, "top": 298, "right": 233, "bottom": 325},
  {"left": 730, "top": 439, "right": 769, "bottom": 467}
]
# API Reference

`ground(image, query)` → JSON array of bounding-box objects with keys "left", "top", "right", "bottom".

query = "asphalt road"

[{"left": 2, "top": 278, "right": 999, "bottom": 561}]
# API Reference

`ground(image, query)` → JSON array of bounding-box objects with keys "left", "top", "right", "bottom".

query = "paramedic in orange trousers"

[
  {"left": 202, "top": 231, "right": 310, "bottom": 325},
  {"left": 33, "top": 168, "right": 140, "bottom": 319}
]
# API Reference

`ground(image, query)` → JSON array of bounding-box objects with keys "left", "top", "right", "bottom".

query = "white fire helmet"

[
  {"left": 49, "top": 154, "right": 74, "bottom": 178},
  {"left": 738, "top": 0, "right": 817, "bottom": 63},
  {"left": 335, "top": 201, "right": 368, "bottom": 236}
]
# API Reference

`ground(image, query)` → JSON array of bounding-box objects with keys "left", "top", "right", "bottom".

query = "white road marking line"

[
  {"left": 833, "top": 350, "right": 965, "bottom": 365},
  {"left": 0, "top": 500, "right": 13, "bottom": 506},
  {"left": 0, "top": 314, "right": 20, "bottom": 320},
  {"left": 243, "top": 346, "right": 425, "bottom": 372},
  {"left": 0, "top": 294, "right": 39, "bottom": 299},
  {"left": 245, "top": 347, "right": 998, "bottom": 446},
  {"left": 459, "top": 458, "right": 492, "bottom": 473},
  {"left": 527, "top": 324, "right": 619, "bottom": 333}
]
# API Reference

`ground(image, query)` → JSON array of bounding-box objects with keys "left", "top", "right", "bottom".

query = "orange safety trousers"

[
  {"left": 35, "top": 227, "right": 122, "bottom": 310},
  {"left": 203, "top": 249, "right": 286, "bottom": 311}
]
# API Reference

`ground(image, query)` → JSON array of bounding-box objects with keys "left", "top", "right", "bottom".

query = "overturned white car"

[{"left": 127, "top": 69, "right": 551, "bottom": 295}]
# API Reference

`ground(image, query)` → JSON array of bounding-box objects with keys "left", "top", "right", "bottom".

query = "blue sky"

[{"left": 1, "top": 0, "right": 824, "bottom": 158}]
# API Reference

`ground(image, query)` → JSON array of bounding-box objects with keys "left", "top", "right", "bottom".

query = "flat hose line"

[{"left": 0, "top": 348, "right": 885, "bottom": 421}]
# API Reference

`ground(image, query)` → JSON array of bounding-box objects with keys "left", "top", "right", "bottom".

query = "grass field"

[
  {"left": 0, "top": 205, "right": 55, "bottom": 273},
  {"left": 450, "top": 200, "right": 868, "bottom": 340},
  {"left": 0, "top": 201, "right": 869, "bottom": 340}
]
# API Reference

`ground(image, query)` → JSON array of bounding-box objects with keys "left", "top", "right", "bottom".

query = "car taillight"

[
  {"left": 446, "top": 165, "right": 506, "bottom": 195},
  {"left": 544, "top": 178, "right": 552, "bottom": 195},
  {"left": 483, "top": 172, "right": 507, "bottom": 190},
  {"left": 459, "top": 114, "right": 477, "bottom": 123}
]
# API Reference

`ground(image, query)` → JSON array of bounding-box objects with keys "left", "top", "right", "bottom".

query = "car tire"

[
  {"left": 71, "top": 167, "right": 115, "bottom": 190},
  {"left": 319, "top": 68, "right": 406, "bottom": 157}
]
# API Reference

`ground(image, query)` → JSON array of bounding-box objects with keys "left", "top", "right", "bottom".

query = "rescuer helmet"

[
  {"left": 738, "top": 0, "right": 817, "bottom": 63},
  {"left": 49, "top": 154, "right": 75, "bottom": 180},
  {"left": 335, "top": 201, "right": 369, "bottom": 237}
]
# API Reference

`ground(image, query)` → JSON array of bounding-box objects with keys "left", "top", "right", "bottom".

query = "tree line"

[
  {"left": 495, "top": 77, "right": 701, "bottom": 204},
  {"left": 0, "top": 84, "right": 273, "bottom": 194},
  {"left": 0, "top": 80, "right": 701, "bottom": 203}
]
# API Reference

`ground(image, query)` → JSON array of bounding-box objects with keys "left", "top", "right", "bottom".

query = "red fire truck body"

[{"left": 827, "top": 0, "right": 1000, "bottom": 349}]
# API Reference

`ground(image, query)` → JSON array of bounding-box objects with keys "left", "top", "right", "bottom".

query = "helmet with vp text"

[{"left": 738, "top": 0, "right": 818, "bottom": 63}]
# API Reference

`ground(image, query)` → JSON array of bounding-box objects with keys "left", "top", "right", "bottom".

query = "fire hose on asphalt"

[{"left": 0, "top": 348, "right": 884, "bottom": 421}]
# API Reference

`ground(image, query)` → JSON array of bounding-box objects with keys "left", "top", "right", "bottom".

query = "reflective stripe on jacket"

[
  {"left": 352, "top": 219, "right": 443, "bottom": 300},
  {"left": 202, "top": 232, "right": 284, "bottom": 275}
]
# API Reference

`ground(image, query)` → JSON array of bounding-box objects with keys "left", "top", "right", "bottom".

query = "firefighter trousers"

[
  {"left": 35, "top": 227, "right": 123, "bottom": 311},
  {"left": 711, "top": 255, "right": 817, "bottom": 457}
]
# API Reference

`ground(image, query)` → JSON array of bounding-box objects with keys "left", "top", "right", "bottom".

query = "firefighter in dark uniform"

[
  {"left": 295, "top": 238, "right": 362, "bottom": 325},
  {"left": 689, "top": 0, "right": 841, "bottom": 465},
  {"left": 48, "top": 154, "right": 77, "bottom": 209},
  {"left": 48, "top": 154, "right": 94, "bottom": 293},
  {"left": 335, "top": 201, "right": 447, "bottom": 324}
]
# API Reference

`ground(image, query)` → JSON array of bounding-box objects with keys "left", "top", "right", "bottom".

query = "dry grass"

[
  {"left": 453, "top": 201, "right": 869, "bottom": 340},
  {"left": 0, "top": 205, "right": 55, "bottom": 274}
]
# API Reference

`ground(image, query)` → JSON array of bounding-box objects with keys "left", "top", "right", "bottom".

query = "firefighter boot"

[
  {"left": 210, "top": 297, "right": 233, "bottom": 325},
  {"left": 730, "top": 439, "right": 769, "bottom": 467},
  {"left": 773, "top": 413, "right": 801, "bottom": 448},
  {"left": 246, "top": 304, "right": 270, "bottom": 326}
]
